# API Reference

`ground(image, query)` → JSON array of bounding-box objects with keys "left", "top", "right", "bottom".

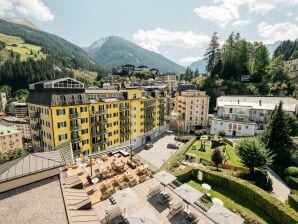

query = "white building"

[
  {"left": 0, "top": 92, "right": 7, "bottom": 112},
  {"left": 211, "top": 96, "right": 298, "bottom": 137}
]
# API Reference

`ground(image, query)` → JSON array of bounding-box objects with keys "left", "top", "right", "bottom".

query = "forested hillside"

[
  {"left": 273, "top": 39, "right": 298, "bottom": 60},
  {"left": 0, "top": 19, "right": 105, "bottom": 98},
  {"left": 183, "top": 32, "right": 297, "bottom": 112}
]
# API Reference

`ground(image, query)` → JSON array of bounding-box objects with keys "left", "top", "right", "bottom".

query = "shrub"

[
  {"left": 176, "top": 168, "right": 298, "bottom": 224},
  {"left": 219, "top": 130, "right": 226, "bottom": 137},
  {"left": 288, "top": 194, "right": 298, "bottom": 212},
  {"left": 240, "top": 170, "right": 273, "bottom": 191},
  {"left": 286, "top": 176, "right": 298, "bottom": 189},
  {"left": 285, "top": 166, "right": 298, "bottom": 177},
  {"left": 175, "top": 136, "right": 191, "bottom": 143}
]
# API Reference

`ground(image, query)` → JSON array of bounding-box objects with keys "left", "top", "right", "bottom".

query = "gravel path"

[{"left": 267, "top": 168, "right": 290, "bottom": 202}]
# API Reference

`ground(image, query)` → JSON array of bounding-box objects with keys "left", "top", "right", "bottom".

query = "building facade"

[
  {"left": 211, "top": 96, "right": 298, "bottom": 137},
  {"left": 175, "top": 90, "right": 209, "bottom": 132},
  {"left": 8, "top": 102, "right": 28, "bottom": 118},
  {"left": 285, "top": 58, "right": 298, "bottom": 81},
  {"left": 0, "top": 116, "right": 31, "bottom": 139},
  {"left": 0, "top": 125, "right": 23, "bottom": 153},
  {"left": 27, "top": 78, "right": 168, "bottom": 157}
]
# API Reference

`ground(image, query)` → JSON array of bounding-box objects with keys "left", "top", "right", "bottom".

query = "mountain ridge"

[{"left": 85, "top": 36, "right": 185, "bottom": 73}]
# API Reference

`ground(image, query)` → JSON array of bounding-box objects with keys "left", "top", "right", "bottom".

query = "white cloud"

[
  {"left": 286, "top": 12, "right": 294, "bottom": 17},
  {"left": 180, "top": 56, "right": 204, "bottom": 65},
  {"left": 133, "top": 28, "right": 210, "bottom": 52},
  {"left": 194, "top": 0, "right": 298, "bottom": 26},
  {"left": 0, "top": 0, "right": 54, "bottom": 21},
  {"left": 232, "top": 19, "right": 250, "bottom": 26},
  {"left": 258, "top": 22, "right": 298, "bottom": 44}
]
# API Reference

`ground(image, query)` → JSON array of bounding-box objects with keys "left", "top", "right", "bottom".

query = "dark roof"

[
  {"left": 177, "top": 84, "right": 197, "bottom": 91},
  {"left": 0, "top": 151, "right": 65, "bottom": 183}
]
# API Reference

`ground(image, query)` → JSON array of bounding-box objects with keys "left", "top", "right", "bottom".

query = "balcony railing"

[
  {"left": 32, "top": 123, "right": 41, "bottom": 130},
  {"left": 69, "top": 113, "right": 79, "bottom": 119},
  {"left": 119, "top": 105, "right": 130, "bottom": 111},
  {"left": 91, "top": 119, "right": 107, "bottom": 126},
  {"left": 70, "top": 124, "right": 81, "bottom": 131},
  {"left": 33, "top": 134, "right": 41, "bottom": 141},
  {"left": 71, "top": 136, "right": 81, "bottom": 144},
  {"left": 120, "top": 123, "right": 130, "bottom": 128},
  {"left": 33, "top": 111, "right": 40, "bottom": 119},
  {"left": 90, "top": 109, "right": 107, "bottom": 116},
  {"left": 91, "top": 130, "right": 106, "bottom": 137},
  {"left": 120, "top": 114, "right": 130, "bottom": 119}
]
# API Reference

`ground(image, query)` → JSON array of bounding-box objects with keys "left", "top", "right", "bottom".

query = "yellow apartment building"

[
  {"left": 27, "top": 78, "right": 168, "bottom": 158},
  {"left": 175, "top": 90, "right": 209, "bottom": 132}
]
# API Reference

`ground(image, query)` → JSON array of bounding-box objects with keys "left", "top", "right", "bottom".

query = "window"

[
  {"left": 58, "top": 134, "right": 67, "bottom": 141},
  {"left": 80, "top": 107, "right": 87, "bottom": 112},
  {"left": 56, "top": 109, "right": 65, "bottom": 116},
  {"left": 81, "top": 118, "right": 88, "bottom": 124},
  {"left": 82, "top": 139, "right": 89, "bottom": 145},
  {"left": 107, "top": 123, "right": 112, "bottom": 128},
  {"left": 81, "top": 129, "right": 88, "bottom": 134},
  {"left": 108, "top": 132, "right": 112, "bottom": 137},
  {"left": 113, "top": 121, "right": 118, "bottom": 126},
  {"left": 58, "top": 121, "right": 67, "bottom": 128}
]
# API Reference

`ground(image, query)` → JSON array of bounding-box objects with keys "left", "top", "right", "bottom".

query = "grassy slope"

[
  {"left": 188, "top": 180, "right": 275, "bottom": 224},
  {"left": 187, "top": 140, "right": 243, "bottom": 168},
  {"left": 0, "top": 33, "right": 45, "bottom": 62},
  {"left": 71, "top": 69, "right": 98, "bottom": 82}
]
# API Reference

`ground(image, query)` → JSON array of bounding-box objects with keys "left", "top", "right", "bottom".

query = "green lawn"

[
  {"left": 188, "top": 180, "right": 275, "bottom": 224},
  {"left": 187, "top": 140, "right": 243, "bottom": 168}
]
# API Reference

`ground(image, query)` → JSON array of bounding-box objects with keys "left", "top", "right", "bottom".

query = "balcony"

[
  {"left": 91, "top": 119, "right": 107, "bottom": 126},
  {"left": 91, "top": 130, "right": 106, "bottom": 137},
  {"left": 120, "top": 114, "right": 130, "bottom": 119},
  {"left": 120, "top": 129, "right": 130, "bottom": 135},
  {"left": 71, "top": 136, "right": 81, "bottom": 144},
  {"left": 119, "top": 105, "right": 130, "bottom": 111},
  {"left": 32, "top": 123, "right": 41, "bottom": 130},
  {"left": 90, "top": 109, "right": 106, "bottom": 116},
  {"left": 70, "top": 124, "right": 81, "bottom": 131},
  {"left": 69, "top": 113, "right": 79, "bottom": 119},
  {"left": 120, "top": 123, "right": 130, "bottom": 128},
  {"left": 33, "top": 111, "right": 40, "bottom": 119},
  {"left": 33, "top": 134, "right": 41, "bottom": 141}
]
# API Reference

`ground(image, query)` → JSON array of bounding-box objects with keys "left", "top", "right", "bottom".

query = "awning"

[
  {"left": 206, "top": 204, "right": 244, "bottom": 224},
  {"left": 174, "top": 184, "right": 203, "bottom": 204},
  {"left": 153, "top": 170, "right": 176, "bottom": 186}
]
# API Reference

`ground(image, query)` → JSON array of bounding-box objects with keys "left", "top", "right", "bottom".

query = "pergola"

[
  {"left": 153, "top": 170, "right": 177, "bottom": 191},
  {"left": 206, "top": 204, "right": 244, "bottom": 224}
]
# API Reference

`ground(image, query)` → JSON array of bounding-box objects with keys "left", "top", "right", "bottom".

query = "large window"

[
  {"left": 58, "top": 121, "right": 67, "bottom": 128},
  {"left": 56, "top": 109, "right": 65, "bottom": 116},
  {"left": 58, "top": 134, "right": 67, "bottom": 141}
]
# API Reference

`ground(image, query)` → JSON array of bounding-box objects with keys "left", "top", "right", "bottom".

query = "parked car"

[{"left": 145, "top": 144, "right": 153, "bottom": 150}]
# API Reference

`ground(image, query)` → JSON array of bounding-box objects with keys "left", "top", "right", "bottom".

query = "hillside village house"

[{"left": 211, "top": 96, "right": 298, "bottom": 137}]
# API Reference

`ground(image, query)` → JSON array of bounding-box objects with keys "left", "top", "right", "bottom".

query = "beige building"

[
  {"left": 0, "top": 116, "right": 30, "bottom": 139},
  {"left": 285, "top": 58, "right": 298, "bottom": 81},
  {"left": 156, "top": 73, "right": 177, "bottom": 94},
  {"left": 9, "top": 102, "right": 28, "bottom": 118},
  {"left": 175, "top": 90, "right": 209, "bottom": 132},
  {"left": 0, "top": 125, "right": 23, "bottom": 153}
]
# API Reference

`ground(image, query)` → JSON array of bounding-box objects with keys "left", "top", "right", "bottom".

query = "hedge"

[
  {"left": 285, "top": 166, "right": 298, "bottom": 177},
  {"left": 286, "top": 176, "right": 298, "bottom": 189},
  {"left": 288, "top": 194, "right": 298, "bottom": 212},
  {"left": 176, "top": 168, "right": 298, "bottom": 224},
  {"left": 160, "top": 136, "right": 196, "bottom": 171}
]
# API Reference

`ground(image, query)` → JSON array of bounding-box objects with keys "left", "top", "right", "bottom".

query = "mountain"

[
  {"left": 266, "top": 41, "right": 281, "bottom": 57},
  {"left": 189, "top": 59, "right": 207, "bottom": 74},
  {"left": 4, "top": 18, "right": 39, "bottom": 30},
  {"left": 85, "top": 36, "right": 185, "bottom": 73},
  {"left": 0, "top": 19, "right": 98, "bottom": 70},
  {"left": 0, "top": 19, "right": 104, "bottom": 92}
]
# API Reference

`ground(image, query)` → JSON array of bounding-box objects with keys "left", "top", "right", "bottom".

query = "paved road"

[
  {"left": 267, "top": 168, "right": 290, "bottom": 202},
  {"left": 137, "top": 134, "right": 181, "bottom": 169}
]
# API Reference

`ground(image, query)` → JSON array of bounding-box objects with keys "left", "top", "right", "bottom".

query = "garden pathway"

[{"left": 267, "top": 168, "right": 290, "bottom": 202}]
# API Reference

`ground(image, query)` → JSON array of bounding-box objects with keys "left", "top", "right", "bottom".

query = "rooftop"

[
  {"left": 0, "top": 150, "right": 65, "bottom": 183},
  {"left": 0, "top": 125, "right": 20, "bottom": 136},
  {"left": 1, "top": 116, "right": 29, "bottom": 123},
  {"left": 217, "top": 96, "right": 298, "bottom": 113},
  {"left": 0, "top": 176, "right": 68, "bottom": 224}
]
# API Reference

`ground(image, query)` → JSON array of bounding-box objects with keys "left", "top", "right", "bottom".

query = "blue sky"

[{"left": 0, "top": 0, "right": 297, "bottom": 65}]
